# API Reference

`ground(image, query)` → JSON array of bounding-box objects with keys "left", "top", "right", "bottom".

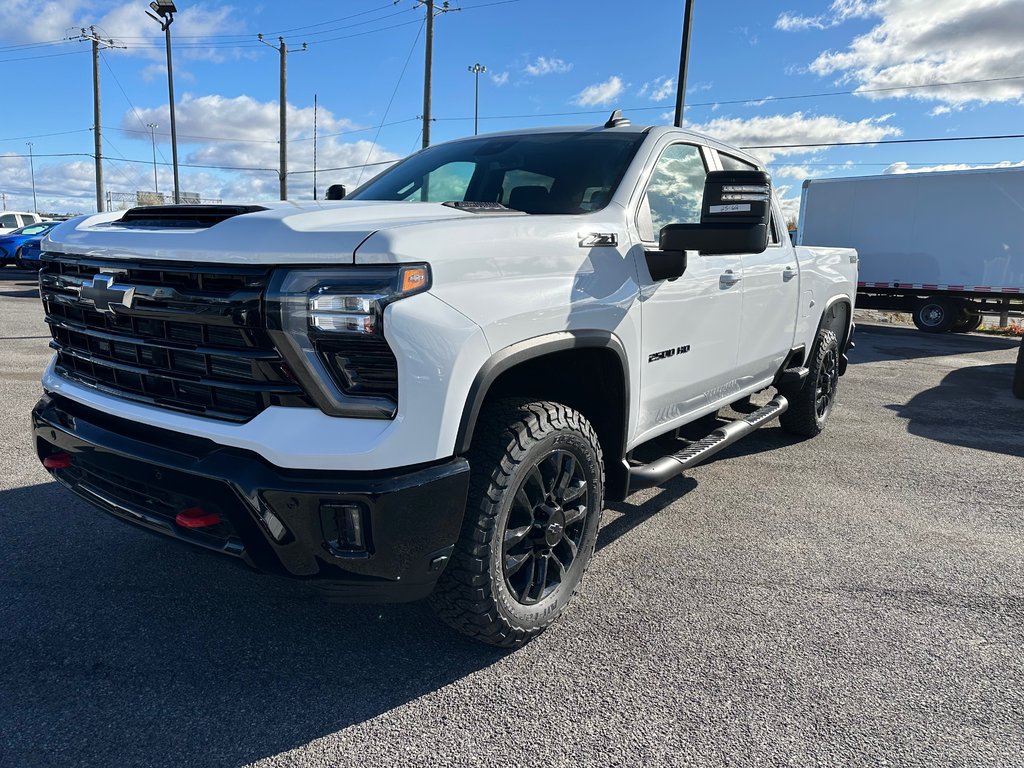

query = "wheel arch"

[{"left": 455, "top": 330, "right": 631, "bottom": 500}]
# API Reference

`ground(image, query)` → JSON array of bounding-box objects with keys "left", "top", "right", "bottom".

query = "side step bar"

[{"left": 628, "top": 395, "right": 789, "bottom": 491}]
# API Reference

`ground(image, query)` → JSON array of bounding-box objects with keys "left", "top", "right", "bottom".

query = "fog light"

[
  {"left": 320, "top": 501, "right": 369, "bottom": 556},
  {"left": 259, "top": 505, "right": 288, "bottom": 542}
]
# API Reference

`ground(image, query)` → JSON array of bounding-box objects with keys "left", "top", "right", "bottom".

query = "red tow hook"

[
  {"left": 174, "top": 506, "right": 223, "bottom": 529},
  {"left": 43, "top": 452, "right": 73, "bottom": 469}
]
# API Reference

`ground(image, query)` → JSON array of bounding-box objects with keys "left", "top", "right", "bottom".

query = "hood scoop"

[{"left": 110, "top": 205, "right": 268, "bottom": 229}]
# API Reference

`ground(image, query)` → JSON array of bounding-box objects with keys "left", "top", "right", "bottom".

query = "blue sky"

[{"left": 1, "top": 0, "right": 1022, "bottom": 219}]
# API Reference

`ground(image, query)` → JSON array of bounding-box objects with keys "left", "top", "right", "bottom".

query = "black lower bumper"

[{"left": 32, "top": 394, "right": 470, "bottom": 602}]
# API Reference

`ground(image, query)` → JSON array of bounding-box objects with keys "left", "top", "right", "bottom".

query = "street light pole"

[
  {"left": 25, "top": 142, "right": 37, "bottom": 213},
  {"left": 146, "top": 2, "right": 180, "bottom": 203},
  {"left": 147, "top": 123, "right": 159, "bottom": 194},
  {"left": 468, "top": 63, "right": 486, "bottom": 135}
]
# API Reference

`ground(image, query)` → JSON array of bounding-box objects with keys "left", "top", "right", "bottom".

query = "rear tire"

[
  {"left": 1013, "top": 338, "right": 1024, "bottom": 400},
  {"left": 430, "top": 400, "right": 604, "bottom": 648},
  {"left": 912, "top": 297, "right": 961, "bottom": 333},
  {"left": 780, "top": 328, "right": 840, "bottom": 438},
  {"left": 951, "top": 313, "right": 983, "bottom": 333}
]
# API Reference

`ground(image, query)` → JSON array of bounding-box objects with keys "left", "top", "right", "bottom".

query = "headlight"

[{"left": 266, "top": 264, "right": 431, "bottom": 419}]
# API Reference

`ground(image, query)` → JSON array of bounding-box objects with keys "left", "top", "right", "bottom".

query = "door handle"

[
  {"left": 783, "top": 266, "right": 796, "bottom": 281},
  {"left": 720, "top": 270, "right": 741, "bottom": 288}
]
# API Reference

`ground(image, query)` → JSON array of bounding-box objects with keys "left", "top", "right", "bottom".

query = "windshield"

[
  {"left": 14, "top": 223, "right": 54, "bottom": 236},
  {"left": 348, "top": 131, "right": 646, "bottom": 214}
]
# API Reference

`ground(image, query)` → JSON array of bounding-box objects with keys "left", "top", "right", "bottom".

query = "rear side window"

[
  {"left": 719, "top": 153, "right": 758, "bottom": 172},
  {"left": 0, "top": 214, "right": 18, "bottom": 228}
]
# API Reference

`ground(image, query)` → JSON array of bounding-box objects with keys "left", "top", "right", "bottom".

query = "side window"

[
  {"left": 637, "top": 143, "right": 707, "bottom": 242},
  {"left": 398, "top": 161, "right": 475, "bottom": 202},
  {"left": 0, "top": 214, "right": 18, "bottom": 228},
  {"left": 719, "top": 153, "right": 758, "bottom": 172},
  {"left": 768, "top": 210, "right": 781, "bottom": 246}
]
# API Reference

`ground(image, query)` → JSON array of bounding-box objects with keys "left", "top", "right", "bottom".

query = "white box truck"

[{"left": 798, "top": 168, "right": 1024, "bottom": 332}]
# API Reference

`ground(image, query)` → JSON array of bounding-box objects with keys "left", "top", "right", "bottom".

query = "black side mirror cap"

[
  {"left": 644, "top": 248, "right": 688, "bottom": 281},
  {"left": 661, "top": 222, "right": 769, "bottom": 256},
  {"left": 326, "top": 184, "right": 347, "bottom": 200}
]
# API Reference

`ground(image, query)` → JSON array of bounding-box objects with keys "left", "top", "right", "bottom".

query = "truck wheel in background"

[
  {"left": 780, "top": 328, "right": 840, "bottom": 438},
  {"left": 430, "top": 399, "right": 605, "bottom": 648},
  {"left": 912, "top": 297, "right": 962, "bottom": 333},
  {"left": 1013, "top": 338, "right": 1024, "bottom": 399},
  {"left": 951, "top": 313, "right": 984, "bottom": 333}
]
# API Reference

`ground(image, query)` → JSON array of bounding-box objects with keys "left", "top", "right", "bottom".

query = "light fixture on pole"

[
  {"left": 468, "top": 63, "right": 486, "bottom": 135},
  {"left": 25, "top": 142, "right": 37, "bottom": 213},
  {"left": 147, "top": 122, "right": 159, "bottom": 194},
  {"left": 145, "top": 1, "right": 180, "bottom": 204}
]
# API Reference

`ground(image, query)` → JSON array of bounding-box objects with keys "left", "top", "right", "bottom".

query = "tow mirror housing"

[
  {"left": 326, "top": 184, "right": 347, "bottom": 201},
  {"left": 659, "top": 170, "right": 771, "bottom": 257}
]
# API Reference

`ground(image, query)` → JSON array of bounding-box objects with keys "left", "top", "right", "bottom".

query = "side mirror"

[
  {"left": 659, "top": 170, "right": 771, "bottom": 257},
  {"left": 326, "top": 184, "right": 347, "bottom": 200}
]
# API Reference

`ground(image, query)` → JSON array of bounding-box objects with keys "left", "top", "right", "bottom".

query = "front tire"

[
  {"left": 430, "top": 400, "right": 604, "bottom": 648},
  {"left": 780, "top": 328, "right": 840, "bottom": 438}
]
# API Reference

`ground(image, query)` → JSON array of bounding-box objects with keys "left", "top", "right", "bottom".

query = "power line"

[
  {"left": 356, "top": 19, "right": 425, "bottom": 185},
  {"left": 741, "top": 133, "right": 1024, "bottom": 150}
]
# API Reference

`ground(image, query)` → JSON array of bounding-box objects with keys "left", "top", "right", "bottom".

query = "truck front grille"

[{"left": 39, "top": 255, "right": 313, "bottom": 422}]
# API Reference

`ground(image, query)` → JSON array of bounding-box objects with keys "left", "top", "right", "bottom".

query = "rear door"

[
  {"left": 717, "top": 152, "right": 801, "bottom": 382},
  {"left": 630, "top": 141, "right": 744, "bottom": 441}
]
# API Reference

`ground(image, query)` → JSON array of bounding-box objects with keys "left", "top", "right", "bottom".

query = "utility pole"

[
  {"left": 468, "top": 63, "right": 486, "bottom": 135},
  {"left": 673, "top": 0, "right": 695, "bottom": 127},
  {"left": 258, "top": 35, "right": 307, "bottom": 200},
  {"left": 313, "top": 93, "right": 318, "bottom": 200},
  {"left": 145, "top": 2, "right": 180, "bottom": 203},
  {"left": 25, "top": 142, "right": 37, "bottom": 213},
  {"left": 416, "top": 1, "right": 453, "bottom": 150},
  {"left": 72, "top": 27, "right": 124, "bottom": 212},
  {"left": 147, "top": 123, "right": 159, "bottom": 194}
]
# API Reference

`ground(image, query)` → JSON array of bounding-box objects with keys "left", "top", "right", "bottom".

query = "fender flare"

[{"left": 454, "top": 330, "right": 630, "bottom": 456}]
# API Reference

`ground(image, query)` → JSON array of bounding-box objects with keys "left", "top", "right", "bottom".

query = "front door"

[{"left": 631, "top": 142, "right": 744, "bottom": 442}]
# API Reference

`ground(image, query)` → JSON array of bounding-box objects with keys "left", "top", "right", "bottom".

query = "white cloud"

[
  {"left": 0, "top": 1, "right": 243, "bottom": 62},
  {"left": 800, "top": 0, "right": 1024, "bottom": 106},
  {"left": 883, "top": 160, "right": 1024, "bottom": 174},
  {"left": 775, "top": 0, "right": 878, "bottom": 31},
  {"left": 524, "top": 56, "right": 572, "bottom": 76},
  {"left": 0, "top": 94, "right": 405, "bottom": 213},
  {"left": 639, "top": 76, "right": 675, "bottom": 102},
  {"left": 773, "top": 164, "right": 817, "bottom": 181},
  {"left": 490, "top": 71, "right": 509, "bottom": 86},
  {"left": 573, "top": 76, "right": 624, "bottom": 107},
  {"left": 687, "top": 111, "right": 901, "bottom": 164}
]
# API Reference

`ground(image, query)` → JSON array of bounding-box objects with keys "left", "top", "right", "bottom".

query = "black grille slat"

[{"left": 41, "top": 256, "right": 313, "bottom": 421}]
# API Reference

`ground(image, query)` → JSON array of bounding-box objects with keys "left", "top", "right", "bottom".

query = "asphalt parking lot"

[{"left": 1, "top": 266, "right": 1022, "bottom": 767}]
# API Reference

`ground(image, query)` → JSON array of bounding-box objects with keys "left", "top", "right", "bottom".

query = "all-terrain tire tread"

[
  {"left": 779, "top": 328, "right": 839, "bottom": 438},
  {"left": 429, "top": 399, "right": 604, "bottom": 648}
]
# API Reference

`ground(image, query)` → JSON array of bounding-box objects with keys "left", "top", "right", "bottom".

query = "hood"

[{"left": 42, "top": 200, "right": 512, "bottom": 265}]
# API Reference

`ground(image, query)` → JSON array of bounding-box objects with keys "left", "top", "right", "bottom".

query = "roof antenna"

[{"left": 604, "top": 109, "right": 630, "bottom": 128}]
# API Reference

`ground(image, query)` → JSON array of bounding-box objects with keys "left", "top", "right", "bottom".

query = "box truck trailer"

[{"left": 798, "top": 167, "right": 1024, "bottom": 333}]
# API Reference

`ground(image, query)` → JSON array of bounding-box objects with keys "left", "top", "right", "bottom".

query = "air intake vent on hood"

[{"left": 111, "top": 205, "right": 268, "bottom": 229}]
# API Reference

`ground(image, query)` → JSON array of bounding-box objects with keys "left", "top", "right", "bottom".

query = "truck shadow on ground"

[
  {"left": 0, "top": 481, "right": 506, "bottom": 767},
  {"left": 851, "top": 323, "right": 1021, "bottom": 364},
  {"left": 886, "top": 362, "right": 1023, "bottom": 459}
]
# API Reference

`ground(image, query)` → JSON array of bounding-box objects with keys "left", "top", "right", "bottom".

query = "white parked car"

[
  {"left": 0, "top": 211, "right": 43, "bottom": 234},
  {"left": 32, "top": 118, "right": 857, "bottom": 646}
]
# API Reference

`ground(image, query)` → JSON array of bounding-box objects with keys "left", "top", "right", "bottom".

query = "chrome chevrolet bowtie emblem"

[{"left": 80, "top": 274, "right": 136, "bottom": 314}]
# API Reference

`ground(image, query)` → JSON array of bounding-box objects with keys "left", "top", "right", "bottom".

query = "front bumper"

[{"left": 33, "top": 393, "right": 471, "bottom": 602}]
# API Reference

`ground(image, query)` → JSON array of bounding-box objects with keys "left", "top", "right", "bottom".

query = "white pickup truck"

[{"left": 33, "top": 118, "right": 857, "bottom": 647}]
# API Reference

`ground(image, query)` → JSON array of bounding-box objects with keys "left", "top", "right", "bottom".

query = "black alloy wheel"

[
  {"left": 502, "top": 448, "right": 589, "bottom": 605},
  {"left": 815, "top": 344, "right": 840, "bottom": 420}
]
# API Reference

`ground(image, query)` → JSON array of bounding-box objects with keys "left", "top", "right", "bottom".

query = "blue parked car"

[{"left": 0, "top": 221, "right": 58, "bottom": 269}]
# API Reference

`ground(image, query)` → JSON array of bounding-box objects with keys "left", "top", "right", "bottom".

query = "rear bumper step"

[{"left": 628, "top": 395, "right": 789, "bottom": 491}]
